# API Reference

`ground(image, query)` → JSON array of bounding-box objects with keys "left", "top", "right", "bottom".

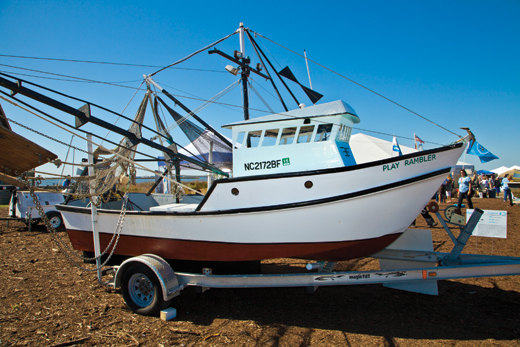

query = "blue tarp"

[{"left": 477, "top": 170, "right": 495, "bottom": 175}]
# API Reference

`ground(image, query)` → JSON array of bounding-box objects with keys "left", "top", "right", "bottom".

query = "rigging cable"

[
  {"left": 0, "top": 91, "right": 172, "bottom": 163},
  {"left": 7, "top": 118, "right": 90, "bottom": 154},
  {"left": 251, "top": 30, "right": 461, "bottom": 138},
  {"left": 0, "top": 94, "right": 205, "bottom": 195},
  {"left": 99, "top": 80, "right": 146, "bottom": 147},
  {"left": 248, "top": 80, "right": 275, "bottom": 114},
  {"left": 164, "top": 79, "right": 241, "bottom": 133},
  {"left": 150, "top": 31, "right": 238, "bottom": 76},
  {"left": 0, "top": 72, "right": 175, "bottom": 145}
]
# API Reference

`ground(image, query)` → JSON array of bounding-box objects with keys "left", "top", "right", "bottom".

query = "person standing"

[
  {"left": 438, "top": 178, "right": 447, "bottom": 203},
  {"left": 446, "top": 176, "right": 453, "bottom": 203},
  {"left": 495, "top": 176, "right": 501, "bottom": 197},
  {"left": 502, "top": 174, "right": 514, "bottom": 206},
  {"left": 457, "top": 169, "right": 474, "bottom": 209},
  {"left": 481, "top": 175, "right": 490, "bottom": 198}
]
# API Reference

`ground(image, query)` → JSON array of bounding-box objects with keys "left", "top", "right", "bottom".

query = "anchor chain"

[{"left": 21, "top": 174, "right": 128, "bottom": 272}]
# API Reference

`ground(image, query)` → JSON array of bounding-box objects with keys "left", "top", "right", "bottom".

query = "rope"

[
  {"left": 150, "top": 31, "right": 238, "bottom": 76},
  {"left": 250, "top": 30, "right": 462, "bottom": 138}
]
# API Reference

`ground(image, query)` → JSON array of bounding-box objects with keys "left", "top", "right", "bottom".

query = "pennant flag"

[
  {"left": 392, "top": 136, "right": 402, "bottom": 157},
  {"left": 466, "top": 140, "right": 499, "bottom": 163},
  {"left": 414, "top": 134, "right": 425, "bottom": 144}
]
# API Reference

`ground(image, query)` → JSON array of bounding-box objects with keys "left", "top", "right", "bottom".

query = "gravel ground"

[{"left": 0, "top": 197, "right": 519, "bottom": 346}]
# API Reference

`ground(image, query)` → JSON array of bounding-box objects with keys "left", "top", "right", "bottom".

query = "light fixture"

[{"left": 225, "top": 65, "right": 239, "bottom": 76}]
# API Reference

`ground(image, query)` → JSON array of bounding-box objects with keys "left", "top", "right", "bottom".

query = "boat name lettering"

[
  {"left": 349, "top": 274, "right": 370, "bottom": 280},
  {"left": 404, "top": 154, "right": 436, "bottom": 167},
  {"left": 244, "top": 160, "right": 282, "bottom": 171},
  {"left": 383, "top": 162, "right": 400, "bottom": 172}
]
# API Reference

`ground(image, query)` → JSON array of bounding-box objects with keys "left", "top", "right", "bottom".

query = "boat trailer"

[{"left": 101, "top": 205, "right": 520, "bottom": 317}]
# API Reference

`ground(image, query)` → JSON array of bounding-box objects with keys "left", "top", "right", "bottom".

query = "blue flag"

[
  {"left": 466, "top": 140, "right": 499, "bottom": 163},
  {"left": 392, "top": 136, "right": 402, "bottom": 157}
]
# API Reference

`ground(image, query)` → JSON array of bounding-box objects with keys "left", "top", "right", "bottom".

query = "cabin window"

[
  {"left": 297, "top": 125, "right": 315, "bottom": 143},
  {"left": 246, "top": 130, "right": 262, "bottom": 148},
  {"left": 279, "top": 127, "right": 297, "bottom": 145},
  {"left": 262, "top": 129, "right": 279, "bottom": 146},
  {"left": 314, "top": 124, "right": 333, "bottom": 142},
  {"left": 336, "top": 125, "right": 352, "bottom": 142},
  {"left": 235, "top": 131, "right": 245, "bottom": 149}
]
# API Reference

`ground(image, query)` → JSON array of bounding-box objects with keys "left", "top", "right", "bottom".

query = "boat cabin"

[{"left": 222, "top": 100, "right": 360, "bottom": 177}]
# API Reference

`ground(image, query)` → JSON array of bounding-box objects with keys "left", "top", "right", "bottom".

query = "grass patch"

[{"left": 120, "top": 180, "right": 208, "bottom": 195}]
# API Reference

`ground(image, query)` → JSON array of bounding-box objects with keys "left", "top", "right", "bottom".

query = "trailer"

[{"left": 102, "top": 206, "right": 520, "bottom": 317}]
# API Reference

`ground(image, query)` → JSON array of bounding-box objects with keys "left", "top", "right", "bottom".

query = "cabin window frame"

[
  {"left": 279, "top": 126, "right": 298, "bottom": 145},
  {"left": 235, "top": 131, "right": 246, "bottom": 149},
  {"left": 261, "top": 128, "right": 280, "bottom": 147},
  {"left": 296, "top": 125, "right": 316, "bottom": 144},
  {"left": 314, "top": 123, "right": 333, "bottom": 142},
  {"left": 245, "top": 130, "right": 263, "bottom": 148}
]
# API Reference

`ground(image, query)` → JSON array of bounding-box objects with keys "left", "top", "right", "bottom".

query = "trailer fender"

[{"left": 114, "top": 254, "right": 183, "bottom": 302}]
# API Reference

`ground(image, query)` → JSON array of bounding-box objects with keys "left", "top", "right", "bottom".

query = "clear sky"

[{"left": 1, "top": 0, "right": 518, "bottom": 177}]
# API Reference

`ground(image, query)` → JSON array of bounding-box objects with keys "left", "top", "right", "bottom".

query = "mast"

[{"left": 239, "top": 22, "right": 249, "bottom": 121}]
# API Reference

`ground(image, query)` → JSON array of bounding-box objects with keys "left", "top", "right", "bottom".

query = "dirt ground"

[{"left": 0, "top": 197, "right": 519, "bottom": 347}]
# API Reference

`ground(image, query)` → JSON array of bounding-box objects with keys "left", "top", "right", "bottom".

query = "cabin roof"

[{"left": 222, "top": 100, "right": 360, "bottom": 129}]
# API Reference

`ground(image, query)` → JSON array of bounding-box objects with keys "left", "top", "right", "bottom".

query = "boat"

[
  {"left": 57, "top": 103, "right": 466, "bottom": 262},
  {"left": 1, "top": 24, "right": 469, "bottom": 264}
]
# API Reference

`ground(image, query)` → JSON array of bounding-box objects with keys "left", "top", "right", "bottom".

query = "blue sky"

[{"left": 1, "top": 0, "right": 518, "bottom": 177}]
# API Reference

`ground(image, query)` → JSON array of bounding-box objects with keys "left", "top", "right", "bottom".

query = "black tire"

[
  {"left": 46, "top": 212, "right": 63, "bottom": 229},
  {"left": 120, "top": 263, "right": 171, "bottom": 316}
]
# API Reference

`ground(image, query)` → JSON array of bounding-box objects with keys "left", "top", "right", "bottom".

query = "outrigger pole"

[
  {"left": 0, "top": 75, "right": 228, "bottom": 177},
  {"left": 144, "top": 75, "right": 233, "bottom": 148}
]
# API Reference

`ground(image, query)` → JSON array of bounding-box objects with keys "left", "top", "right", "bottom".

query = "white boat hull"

[{"left": 58, "top": 143, "right": 464, "bottom": 262}]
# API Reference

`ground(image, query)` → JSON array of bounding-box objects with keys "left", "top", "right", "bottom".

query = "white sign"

[{"left": 466, "top": 209, "right": 507, "bottom": 238}]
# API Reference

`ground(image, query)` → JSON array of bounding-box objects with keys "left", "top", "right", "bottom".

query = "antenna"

[{"left": 304, "top": 50, "right": 313, "bottom": 90}]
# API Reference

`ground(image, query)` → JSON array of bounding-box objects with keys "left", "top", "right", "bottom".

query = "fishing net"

[
  {"left": 156, "top": 96, "right": 232, "bottom": 170},
  {"left": 72, "top": 91, "right": 149, "bottom": 201}
]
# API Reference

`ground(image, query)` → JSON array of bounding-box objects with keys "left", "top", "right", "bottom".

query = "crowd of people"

[{"left": 436, "top": 170, "right": 515, "bottom": 207}]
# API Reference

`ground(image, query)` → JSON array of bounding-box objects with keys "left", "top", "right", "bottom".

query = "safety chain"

[
  {"left": 21, "top": 174, "right": 128, "bottom": 272},
  {"left": 8, "top": 118, "right": 92, "bottom": 155}
]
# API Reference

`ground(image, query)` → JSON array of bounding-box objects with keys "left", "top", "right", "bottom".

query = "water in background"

[{"left": 37, "top": 176, "right": 206, "bottom": 187}]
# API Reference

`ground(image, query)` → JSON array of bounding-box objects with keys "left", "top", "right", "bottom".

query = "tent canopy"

[{"left": 349, "top": 134, "right": 471, "bottom": 174}]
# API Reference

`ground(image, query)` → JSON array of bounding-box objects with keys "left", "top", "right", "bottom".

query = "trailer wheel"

[
  {"left": 121, "top": 263, "right": 171, "bottom": 316},
  {"left": 46, "top": 212, "right": 63, "bottom": 229}
]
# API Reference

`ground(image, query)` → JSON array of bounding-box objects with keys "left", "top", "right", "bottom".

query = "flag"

[
  {"left": 392, "top": 136, "right": 402, "bottom": 157},
  {"left": 466, "top": 140, "right": 499, "bottom": 163},
  {"left": 414, "top": 133, "right": 425, "bottom": 150}
]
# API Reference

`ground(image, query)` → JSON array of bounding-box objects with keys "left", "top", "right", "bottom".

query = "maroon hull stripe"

[{"left": 66, "top": 229, "right": 401, "bottom": 262}]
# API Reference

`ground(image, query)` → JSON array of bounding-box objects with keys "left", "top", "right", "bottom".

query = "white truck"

[{"left": 9, "top": 191, "right": 65, "bottom": 228}]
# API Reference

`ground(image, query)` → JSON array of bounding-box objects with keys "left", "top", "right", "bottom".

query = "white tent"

[
  {"left": 491, "top": 165, "right": 520, "bottom": 175},
  {"left": 350, "top": 133, "right": 416, "bottom": 164},
  {"left": 350, "top": 133, "right": 473, "bottom": 174}
]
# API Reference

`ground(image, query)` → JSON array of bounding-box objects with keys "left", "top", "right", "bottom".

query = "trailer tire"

[
  {"left": 121, "top": 263, "right": 171, "bottom": 316},
  {"left": 46, "top": 212, "right": 63, "bottom": 229}
]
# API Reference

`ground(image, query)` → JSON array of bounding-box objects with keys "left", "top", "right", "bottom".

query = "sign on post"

[{"left": 466, "top": 209, "right": 507, "bottom": 238}]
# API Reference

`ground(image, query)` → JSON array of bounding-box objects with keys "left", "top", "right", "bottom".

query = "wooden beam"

[{"left": 0, "top": 126, "right": 57, "bottom": 174}]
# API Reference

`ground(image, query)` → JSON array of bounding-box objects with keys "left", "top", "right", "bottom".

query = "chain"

[
  {"left": 8, "top": 118, "right": 91, "bottom": 155},
  {"left": 21, "top": 174, "right": 128, "bottom": 272}
]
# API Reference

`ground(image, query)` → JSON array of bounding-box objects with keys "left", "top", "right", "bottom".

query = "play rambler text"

[{"left": 383, "top": 154, "right": 437, "bottom": 171}]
